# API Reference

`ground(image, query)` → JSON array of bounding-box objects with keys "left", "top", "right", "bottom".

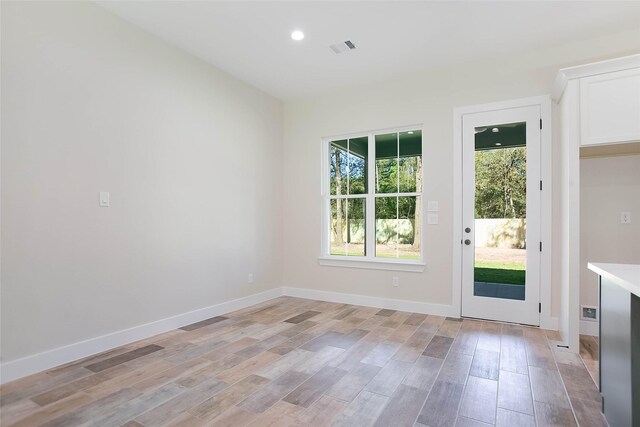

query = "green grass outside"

[{"left": 474, "top": 260, "right": 525, "bottom": 285}]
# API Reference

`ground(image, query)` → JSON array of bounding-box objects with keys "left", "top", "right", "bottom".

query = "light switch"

[
  {"left": 621, "top": 211, "right": 631, "bottom": 224},
  {"left": 427, "top": 213, "right": 439, "bottom": 225},
  {"left": 99, "top": 192, "right": 110, "bottom": 207},
  {"left": 427, "top": 201, "right": 439, "bottom": 212}
]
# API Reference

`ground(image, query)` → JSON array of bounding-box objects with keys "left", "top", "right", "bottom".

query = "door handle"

[{"left": 464, "top": 239, "right": 471, "bottom": 245}]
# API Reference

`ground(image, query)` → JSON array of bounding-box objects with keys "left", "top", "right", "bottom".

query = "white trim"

[
  {"left": 452, "top": 107, "right": 463, "bottom": 318},
  {"left": 452, "top": 95, "right": 554, "bottom": 328},
  {"left": 0, "top": 288, "right": 283, "bottom": 384},
  {"left": 0, "top": 285, "right": 557, "bottom": 385},
  {"left": 552, "top": 54, "right": 640, "bottom": 103},
  {"left": 541, "top": 316, "right": 559, "bottom": 331},
  {"left": 539, "top": 97, "right": 554, "bottom": 331},
  {"left": 282, "top": 286, "right": 457, "bottom": 317},
  {"left": 317, "top": 257, "right": 425, "bottom": 272},
  {"left": 579, "top": 320, "right": 599, "bottom": 337}
]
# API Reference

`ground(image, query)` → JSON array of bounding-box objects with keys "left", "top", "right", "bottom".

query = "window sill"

[{"left": 317, "top": 256, "right": 425, "bottom": 272}]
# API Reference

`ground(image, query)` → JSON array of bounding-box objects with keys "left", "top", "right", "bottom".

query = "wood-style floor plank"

[
  {"left": 497, "top": 369, "right": 534, "bottom": 415},
  {"left": 290, "top": 394, "right": 347, "bottom": 426},
  {"left": 0, "top": 297, "right": 602, "bottom": 427},
  {"left": 332, "top": 390, "right": 388, "bottom": 427},
  {"left": 416, "top": 380, "right": 464, "bottom": 427},
  {"left": 458, "top": 375, "right": 498, "bottom": 425},
  {"left": 282, "top": 365, "right": 347, "bottom": 408},
  {"left": 469, "top": 348, "right": 500, "bottom": 380},
  {"left": 325, "top": 362, "right": 380, "bottom": 402},
  {"left": 402, "top": 355, "right": 442, "bottom": 391},
  {"left": 373, "top": 384, "right": 428, "bottom": 427}
]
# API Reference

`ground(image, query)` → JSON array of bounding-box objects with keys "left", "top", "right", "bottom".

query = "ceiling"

[{"left": 97, "top": 1, "right": 640, "bottom": 100}]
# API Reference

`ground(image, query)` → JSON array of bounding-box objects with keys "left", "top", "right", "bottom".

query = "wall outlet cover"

[{"left": 580, "top": 305, "right": 598, "bottom": 321}]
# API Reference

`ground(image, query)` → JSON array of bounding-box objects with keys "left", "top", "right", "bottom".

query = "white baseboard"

[
  {"left": 0, "top": 288, "right": 283, "bottom": 384},
  {"left": 0, "top": 285, "right": 560, "bottom": 384},
  {"left": 579, "top": 319, "right": 599, "bottom": 337},
  {"left": 282, "top": 286, "right": 458, "bottom": 317},
  {"left": 540, "top": 316, "right": 559, "bottom": 331}
]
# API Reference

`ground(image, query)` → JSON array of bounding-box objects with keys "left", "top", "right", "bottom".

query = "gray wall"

[{"left": 1, "top": 2, "right": 283, "bottom": 362}]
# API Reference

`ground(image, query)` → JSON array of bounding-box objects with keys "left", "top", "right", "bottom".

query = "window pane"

[
  {"left": 399, "top": 130, "right": 422, "bottom": 193},
  {"left": 398, "top": 196, "right": 420, "bottom": 259},
  {"left": 330, "top": 140, "right": 348, "bottom": 196},
  {"left": 330, "top": 198, "right": 366, "bottom": 256},
  {"left": 375, "top": 196, "right": 420, "bottom": 259},
  {"left": 347, "top": 136, "right": 368, "bottom": 195},
  {"left": 375, "top": 133, "right": 398, "bottom": 193},
  {"left": 375, "top": 196, "right": 397, "bottom": 258}
]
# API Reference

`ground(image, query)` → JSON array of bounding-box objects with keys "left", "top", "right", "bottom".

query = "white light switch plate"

[
  {"left": 427, "top": 201, "right": 439, "bottom": 212},
  {"left": 99, "top": 192, "right": 110, "bottom": 207},
  {"left": 427, "top": 213, "right": 439, "bottom": 225},
  {"left": 621, "top": 211, "right": 631, "bottom": 224}
]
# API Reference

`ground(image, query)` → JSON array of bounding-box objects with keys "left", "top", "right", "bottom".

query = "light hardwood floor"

[{"left": 0, "top": 297, "right": 606, "bottom": 426}]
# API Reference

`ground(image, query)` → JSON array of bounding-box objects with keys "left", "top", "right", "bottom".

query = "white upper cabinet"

[{"left": 579, "top": 68, "right": 640, "bottom": 146}]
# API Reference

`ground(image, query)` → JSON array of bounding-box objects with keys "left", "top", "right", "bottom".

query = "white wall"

[
  {"left": 282, "top": 29, "right": 640, "bottom": 318},
  {"left": 1, "top": 2, "right": 283, "bottom": 363},
  {"left": 580, "top": 154, "right": 640, "bottom": 310}
]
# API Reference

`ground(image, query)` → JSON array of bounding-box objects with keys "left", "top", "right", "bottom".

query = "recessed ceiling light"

[
  {"left": 291, "top": 30, "right": 304, "bottom": 41},
  {"left": 492, "top": 127, "right": 500, "bottom": 133},
  {"left": 495, "top": 142, "right": 502, "bottom": 146}
]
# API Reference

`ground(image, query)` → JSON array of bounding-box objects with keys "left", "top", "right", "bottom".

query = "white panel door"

[{"left": 461, "top": 106, "right": 541, "bottom": 326}]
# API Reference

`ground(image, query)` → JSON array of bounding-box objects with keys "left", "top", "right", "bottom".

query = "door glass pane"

[
  {"left": 375, "top": 133, "right": 398, "bottom": 193},
  {"left": 330, "top": 198, "right": 366, "bottom": 256},
  {"left": 473, "top": 122, "right": 526, "bottom": 301}
]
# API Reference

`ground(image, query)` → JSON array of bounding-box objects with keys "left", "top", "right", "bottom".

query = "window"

[{"left": 322, "top": 127, "right": 423, "bottom": 269}]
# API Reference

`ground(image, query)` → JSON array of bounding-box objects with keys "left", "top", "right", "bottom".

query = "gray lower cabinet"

[{"left": 599, "top": 276, "right": 640, "bottom": 427}]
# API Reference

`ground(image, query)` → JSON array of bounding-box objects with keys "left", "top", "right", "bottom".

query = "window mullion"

[
  {"left": 366, "top": 133, "right": 375, "bottom": 259},
  {"left": 323, "top": 140, "right": 329, "bottom": 256},
  {"left": 396, "top": 132, "right": 400, "bottom": 258}
]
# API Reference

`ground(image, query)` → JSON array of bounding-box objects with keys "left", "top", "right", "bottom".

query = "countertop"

[{"left": 588, "top": 263, "right": 640, "bottom": 298}]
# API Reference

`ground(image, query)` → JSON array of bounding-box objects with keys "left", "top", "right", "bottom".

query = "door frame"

[{"left": 452, "top": 95, "right": 555, "bottom": 329}]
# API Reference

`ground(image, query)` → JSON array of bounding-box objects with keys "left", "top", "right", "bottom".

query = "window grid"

[{"left": 324, "top": 127, "right": 423, "bottom": 262}]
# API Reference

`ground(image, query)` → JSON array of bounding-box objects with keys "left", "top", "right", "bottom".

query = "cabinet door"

[{"left": 580, "top": 68, "right": 640, "bottom": 146}]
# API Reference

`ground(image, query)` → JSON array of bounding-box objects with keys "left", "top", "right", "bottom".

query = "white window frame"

[{"left": 318, "top": 125, "right": 426, "bottom": 272}]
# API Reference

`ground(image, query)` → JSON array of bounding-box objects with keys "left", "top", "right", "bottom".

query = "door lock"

[{"left": 465, "top": 227, "right": 471, "bottom": 233}]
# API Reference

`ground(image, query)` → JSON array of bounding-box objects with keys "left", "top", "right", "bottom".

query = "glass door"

[{"left": 461, "top": 106, "right": 541, "bottom": 325}]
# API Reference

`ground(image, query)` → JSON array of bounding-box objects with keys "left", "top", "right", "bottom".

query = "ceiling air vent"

[{"left": 330, "top": 40, "right": 356, "bottom": 54}]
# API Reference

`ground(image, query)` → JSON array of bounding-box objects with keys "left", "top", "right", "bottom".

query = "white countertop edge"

[{"left": 588, "top": 262, "right": 640, "bottom": 298}]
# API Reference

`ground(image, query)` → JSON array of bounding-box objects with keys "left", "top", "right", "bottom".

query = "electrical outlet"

[
  {"left": 392, "top": 277, "right": 399, "bottom": 287},
  {"left": 621, "top": 211, "right": 631, "bottom": 224},
  {"left": 248, "top": 273, "right": 254, "bottom": 284},
  {"left": 581, "top": 305, "right": 598, "bottom": 322}
]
